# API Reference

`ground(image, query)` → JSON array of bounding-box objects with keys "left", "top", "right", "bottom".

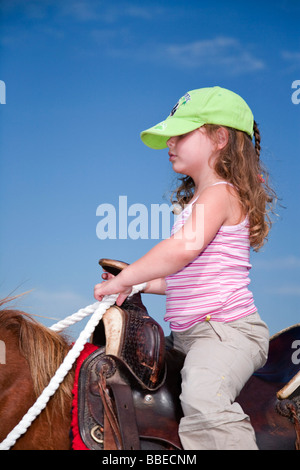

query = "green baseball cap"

[{"left": 140, "top": 86, "right": 254, "bottom": 149}]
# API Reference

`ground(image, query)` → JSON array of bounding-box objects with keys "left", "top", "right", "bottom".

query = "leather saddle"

[
  {"left": 237, "top": 323, "right": 300, "bottom": 450},
  {"left": 77, "top": 259, "right": 184, "bottom": 450}
]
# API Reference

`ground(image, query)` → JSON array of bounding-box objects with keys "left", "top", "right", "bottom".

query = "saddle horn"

[{"left": 99, "top": 258, "right": 129, "bottom": 277}]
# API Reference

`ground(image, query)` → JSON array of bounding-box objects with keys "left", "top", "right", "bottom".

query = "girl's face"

[{"left": 166, "top": 127, "right": 218, "bottom": 179}]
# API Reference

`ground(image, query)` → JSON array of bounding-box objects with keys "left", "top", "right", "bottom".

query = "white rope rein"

[
  {"left": 0, "top": 283, "right": 146, "bottom": 450},
  {"left": 49, "top": 301, "right": 104, "bottom": 332}
]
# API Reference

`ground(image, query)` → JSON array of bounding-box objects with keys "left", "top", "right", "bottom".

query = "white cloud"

[
  {"left": 60, "top": 0, "right": 101, "bottom": 22},
  {"left": 57, "top": 1, "right": 163, "bottom": 23},
  {"left": 0, "top": 2, "right": 266, "bottom": 76},
  {"left": 281, "top": 50, "right": 300, "bottom": 72},
  {"left": 103, "top": 35, "right": 265, "bottom": 76},
  {"left": 100, "top": 4, "right": 160, "bottom": 22},
  {"left": 164, "top": 37, "right": 265, "bottom": 74},
  {"left": 0, "top": 0, "right": 163, "bottom": 23},
  {"left": 282, "top": 51, "right": 300, "bottom": 61}
]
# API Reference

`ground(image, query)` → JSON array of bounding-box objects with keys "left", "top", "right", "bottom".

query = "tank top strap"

[
  {"left": 189, "top": 182, "right": 234, "bottom": 207},
  {"left": 208, "top": 181, "right": 234, "bottom": 188}
]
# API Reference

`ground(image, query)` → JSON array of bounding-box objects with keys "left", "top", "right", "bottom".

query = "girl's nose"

[{"left": 167, "top": 136, "right": 175, "bottom": 147}]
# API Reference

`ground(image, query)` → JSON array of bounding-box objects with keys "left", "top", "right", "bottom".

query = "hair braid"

[{"left": 253, "top": 120, "right": 261, "bottom": 160}]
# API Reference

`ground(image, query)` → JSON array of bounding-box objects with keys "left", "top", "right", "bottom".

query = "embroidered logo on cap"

[
  {"left": 153, "top": 121, "right": 167, "bottom": 131},
  {"left": 169, "top": 93, "right": 191, "bottom": 116}
]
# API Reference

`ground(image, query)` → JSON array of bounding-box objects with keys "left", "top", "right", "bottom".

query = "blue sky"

[{"left": 0, "top": 0, "right": 299, "bottom": 337}]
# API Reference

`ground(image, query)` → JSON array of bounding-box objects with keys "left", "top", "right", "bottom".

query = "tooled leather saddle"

[{"left": 76, "top": 259, "right": 184, "bottom": 450}]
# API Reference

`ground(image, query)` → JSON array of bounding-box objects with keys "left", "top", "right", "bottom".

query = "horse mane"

[{"left": 0, "top": 297, "right": 74, "bottom": 414}]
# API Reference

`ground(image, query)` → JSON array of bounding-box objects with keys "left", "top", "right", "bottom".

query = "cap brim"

[{"left": 140, "top": 117, "right": 204, "bottom": 149}]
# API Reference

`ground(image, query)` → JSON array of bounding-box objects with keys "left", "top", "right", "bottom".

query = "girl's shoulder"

[{"left": 195, "top": 181, "right": 245, "bottom": 226}]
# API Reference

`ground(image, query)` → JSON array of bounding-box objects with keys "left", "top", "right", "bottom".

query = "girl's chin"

[{"left": 171, "top": 164, "right": 187, "bottom": 175}]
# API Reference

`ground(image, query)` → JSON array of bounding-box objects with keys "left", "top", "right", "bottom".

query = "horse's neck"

[
  {"left": 0, "top": 319, "right": 73, "bottom": 449},
  {"left": 0, "top": 327, "right": 35, "bottom": 441}
]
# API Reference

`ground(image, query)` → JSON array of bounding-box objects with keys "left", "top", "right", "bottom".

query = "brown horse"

[
  {"left": 0, "top": 298, "right": 74, "bottom": 450},
  {"left": 0, "top": 296, "right": 299, "bottom": 450}
]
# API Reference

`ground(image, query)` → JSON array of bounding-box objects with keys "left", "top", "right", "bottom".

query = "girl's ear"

[{"left": 216, "top": 127, "right": 229, "bottom": 150}]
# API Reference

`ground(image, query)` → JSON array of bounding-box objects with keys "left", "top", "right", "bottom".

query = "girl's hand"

[{"left": 94, "top": 271, "right": 132, "bottom": 306}]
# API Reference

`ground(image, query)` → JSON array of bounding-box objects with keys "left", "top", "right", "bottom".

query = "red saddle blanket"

[{"left": 71, "top": 343, "right": 99, "bottom": 450}]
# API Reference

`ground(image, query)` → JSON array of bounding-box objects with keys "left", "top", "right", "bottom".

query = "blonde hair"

[{"left": 171, "top": 122, "right": 277, "bottom": 251}]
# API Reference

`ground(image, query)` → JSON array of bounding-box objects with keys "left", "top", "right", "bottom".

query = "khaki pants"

[{"left": 170, "top": 313, "right": 269, "bottom": 450}]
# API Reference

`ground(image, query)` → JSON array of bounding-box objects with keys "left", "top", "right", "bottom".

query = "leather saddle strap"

[
  {"left": 277, "top": 399, "right": 300, "bottom": 451},
  {"left": 103, "top": 413, "right": 118, "bottom": 450},
  {"left": 98, "top": 373, "right": 122, "bottom": 450},
  {"left": 288, "top": 403, "right": 300, "bottom": 451},
  {"left": 109, "top": 382, "right": 141, "bottom": 450}
]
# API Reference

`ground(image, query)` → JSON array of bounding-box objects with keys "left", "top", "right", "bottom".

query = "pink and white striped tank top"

[{"left": 165, "top": 182, "right": 257, "bottom": 331}]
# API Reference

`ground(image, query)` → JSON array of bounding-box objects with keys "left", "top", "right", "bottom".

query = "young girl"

[{"left": 94, "top": 86, "right": 276, "bottom": 450}]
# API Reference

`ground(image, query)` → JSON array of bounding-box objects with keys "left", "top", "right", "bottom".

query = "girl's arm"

[
  {"left": 100, "top": 271, "right": 167, "bottom": 295},
  {"left": 94, "top": 185, "right": 230, "bottom": 305},
  {"left": 143, "top": 277, "right": 167, "bottom": 295}
]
